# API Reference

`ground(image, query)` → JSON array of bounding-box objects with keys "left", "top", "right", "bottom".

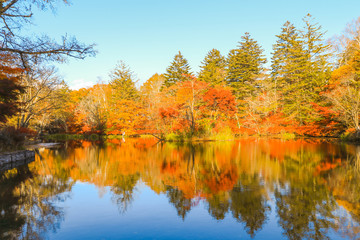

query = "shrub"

[
  {"left": 214, "top": 126, "right": 234, "bottom": 140},
  {"left": 0, "top": 126, "right": 27, "bottom": 151}
]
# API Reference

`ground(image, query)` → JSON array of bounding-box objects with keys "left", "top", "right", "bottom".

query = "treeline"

[{"left": 1, "top": 13, "right": 360, "bottom": 140}]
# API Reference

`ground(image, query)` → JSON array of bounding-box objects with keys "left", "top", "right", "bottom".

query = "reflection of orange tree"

[
  {"left": 30, "top": 138, "right": 360, "bottom": 239},
  {"left": 319, "top": 144, "right": 360, "bottom": 238}
]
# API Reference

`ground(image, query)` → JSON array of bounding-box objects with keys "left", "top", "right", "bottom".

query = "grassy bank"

[{"left": 42, "top": 131, "right": 344, "bottom": 143}]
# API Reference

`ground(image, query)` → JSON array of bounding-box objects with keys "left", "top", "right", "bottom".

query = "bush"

[
  {"left": 165, "top": 133, "right": 184, "bottom": 142},
  {"left": 214, "top": 126, "right": 235, "bottom": 140},
  {"left": 279, "top": 132, "right": 296, "bottom": 140},
  {"left": 0, "top": 126, "right": 27, "bottom": 152},
  {"left": 340, "top": 129, "right": 360, "bottom": 142}
]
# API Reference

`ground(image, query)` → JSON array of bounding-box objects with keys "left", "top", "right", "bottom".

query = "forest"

[{"left": 1, "top": 0, "right": 360, "bottom": 146}]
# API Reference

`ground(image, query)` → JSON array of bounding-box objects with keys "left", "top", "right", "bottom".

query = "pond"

[{"left": 1, "top": 138, "right": 360, "bottom": 239}]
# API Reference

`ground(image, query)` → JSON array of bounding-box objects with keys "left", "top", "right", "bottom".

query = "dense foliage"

[{"left": 2, "top": 14, "right": 360, "bottom": 140}]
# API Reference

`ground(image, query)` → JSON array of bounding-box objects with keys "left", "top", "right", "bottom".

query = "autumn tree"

[
  {"left": 331, "top": 16, "right": 360, "bottom": 67},
  {"left": 140, "top": 73, "right": 165, "bottom": 135},
  {"left": 108, "top": 61, "right": 144, "bottom": 135},
  {"left": 75, "top": 84, "right": 109, "bottom": 133},
  {"left": 0, "top": 54, "right": 23, "bottom": 123},
  {"left": 325, "top": 51, "right": 360, "bottom": 133},
  {"left": 163, "top": 51, "right": 192, "bottom": 88},
  {"left": 198, "top": 49, "right": 226, "bottom": 86},
  {"left": 227, "top": 33, "right": 266, "bottom": 100},
  {"left": 171, "top": 77, "right": 208, "bottom": 136},
  {"left": 324, "top": 17, "right": 360, "bottom": 135},
  {"left": 201, "top": 86, "right": 237, "bottom": 134},
  {"left": 140, "top": 73, "right": 164, "bottom": 111},
  {"left": 32, "top": 82, "right": 72, "bottom": 133},
  {"left": 15, "top": 65, "right": 65, "bottom": 128}
]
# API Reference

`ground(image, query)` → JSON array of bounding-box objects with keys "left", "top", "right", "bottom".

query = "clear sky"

[{"left": 27, "top": 0, "right": 360, "bottom": 89}]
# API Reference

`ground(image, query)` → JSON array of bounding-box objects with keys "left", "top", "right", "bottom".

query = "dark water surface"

[{"left": 1, "top": 138, "right": 360, "bottom": 239}]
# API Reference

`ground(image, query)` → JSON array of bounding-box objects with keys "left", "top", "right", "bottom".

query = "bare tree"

[
  {"left": 17, "top": 65, "right": 65, "bottom": 128},
  {"left": 0, "top": 0, "right": 96, "bottom": 67},
  {"left": 325, "top": 74, "right": 360, "bottom": 134},
  {"left": 331, "top": 17, "right": 360, "bottom": 67}
]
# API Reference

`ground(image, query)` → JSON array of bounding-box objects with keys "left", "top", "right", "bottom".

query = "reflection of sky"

[{"left": 46, "top": 181, "right": 347, "bottom": 240}]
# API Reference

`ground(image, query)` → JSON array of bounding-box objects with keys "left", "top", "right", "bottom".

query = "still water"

[{"left": 1, "top": 138, "right": 360, "bottom": 240}]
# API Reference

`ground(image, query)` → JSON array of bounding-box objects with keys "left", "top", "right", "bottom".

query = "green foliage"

[
  {"left": 271, "top": 17, "right": 331, "bottom": 125},
  {"left": 165, "top": 133, "right": 185, "bottom": 142},
  {"left": 198, "top": 49, "right": 226, "bottom": 85},
  {"left": 227, "top": 32, "right": 266, "bottom": 100},
  {"left": 279, "top": 132, "right": 296, "bottom": 140},
  {"left": 214, "top": 126, "right": 235, "bottom": 140},
  {"left": 109, "top": 61, "right": 139, "bottom": 101},
  {"left": 44, "top": 134, "right": 101, "bottom": 141},
  {"left": 163, "top": 51, "right": 192, "bottom": 88}
]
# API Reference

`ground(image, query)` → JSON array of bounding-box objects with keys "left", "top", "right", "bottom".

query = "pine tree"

[
  {"left": 163, "top": 51, "right": 192, "bottom": 88},
  {"left": 198, "top": 49, "right": 226, "bottom": 86},
  {"left": 109, "top": 61, "right": 139, "bottom": 101},
  {"left": 271, "top": 18, "right": 331, "bottom": 124},
  {"left": 227, "top": 33, "right": 266, "bottom": 100},
  {"left": 301, "top": 14, "right": 331, "bottom": 98},
  {"left": 271, "top": 21, "right": 308, "bottom": 123}
]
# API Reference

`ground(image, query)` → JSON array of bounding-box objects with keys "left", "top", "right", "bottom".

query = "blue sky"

[{"left": 27, "top": 0, "right": 360, "bottom": 89}]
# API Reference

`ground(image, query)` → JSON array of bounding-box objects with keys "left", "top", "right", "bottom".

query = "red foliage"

[
  {"left": 159, "top": 107, "right": 179, "bottom": 119},
  {"left": 202, "top": 87, "right": 237, "bottom": 116}
]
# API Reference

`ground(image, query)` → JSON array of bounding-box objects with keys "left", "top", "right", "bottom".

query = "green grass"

[
  {"left": 44, "top": 134, "right": 100, "bottom": 141},
  {"left": 213, "top": 127, "right": 235, "bottom": 141},
  {"left": 279, "top": 132, "right": 296, "bottom": 140}
]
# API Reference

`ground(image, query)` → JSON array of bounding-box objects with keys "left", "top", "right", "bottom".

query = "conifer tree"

[
  {"left": 163, "top": 51, "right": 192, "bottom": 88},
  {"left": 109, "top": 61, "right": 139, "bottom": 101},
  {"left": 271, "top": 18, "right": 331, "bottom": 124},
  {"left": 301, "top": 14, "right": 331, "bottom": 97},
  {"left": 227, "top": 33, "right": 266, "bottom": 100},
  {"left": 198, "top": 49, "right": 226, "bottom": 86},
  {"left": 271, "top": 21, "right": 308, "bottom": 123}
]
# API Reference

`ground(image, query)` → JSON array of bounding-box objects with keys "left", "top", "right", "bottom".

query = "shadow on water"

[{"left": 1, "top": 138, "right": 360, "bottom": 239}]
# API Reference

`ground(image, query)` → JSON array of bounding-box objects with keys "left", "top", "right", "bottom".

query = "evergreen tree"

[
  {"left": 301, "top": 14, "right": 331, "bottom": 98},
  {"left": 271, "top": 21, "right": 308, "bottom": 123},
  {"left": 163, "top": 51, "right": 192, "bottom": 88},
  {"left": 198, "top": 49, "right": 226, "bottom": 86},
  {"left": 227, "top": 33, "right": 266, "bottom": 100},
  {"left": 109, "top": 61, "right": 139, "bottom": 101},
  {"left": 271, "top": 18, "right": 331, "bottom": 124}
]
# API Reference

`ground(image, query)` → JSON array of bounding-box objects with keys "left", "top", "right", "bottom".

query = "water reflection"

[
  {"left": 0, "top": 164, "right": 73, "bottom": 240},
  {"left": 1, "top": 138, "right": 360, "bottom": 239}
]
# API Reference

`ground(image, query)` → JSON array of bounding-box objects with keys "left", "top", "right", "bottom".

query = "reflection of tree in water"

[
  {"left": 322, "top": 146, "right": 360, "bottom": 239},
  {"left": 274, "top": 179, "right": 336, "bottom": 240},
  {"left": 206, "top": 192, "right": 230, "bottom": 220},
  {"left": 230, "top": 174, "right": 270, "bottom": 238},
  {"left": 0, "top": 167, "right": 28, "bottom": 240},
  {"left": 165, "top": 186, "right": 193, "bottom": 220},
  {"left": 111, "top": 174, "right": 140, "bottom": 214},
  {"left": 0, "top": 164, "right": 73, "bottom": 240}
]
